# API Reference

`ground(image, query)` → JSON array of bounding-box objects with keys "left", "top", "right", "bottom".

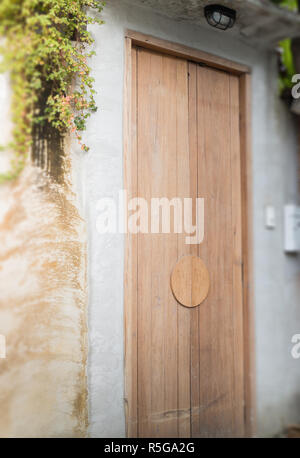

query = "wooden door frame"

[{"left": 123, "top": 30, "right": 255, "bottom": 438}]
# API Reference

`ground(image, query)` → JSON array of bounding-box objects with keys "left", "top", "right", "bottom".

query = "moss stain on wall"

[{"left": 0, "top": 146, "right": 87, "bottom": 437}]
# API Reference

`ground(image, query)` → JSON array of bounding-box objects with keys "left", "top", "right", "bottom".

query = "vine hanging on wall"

[
  {"left": 271, "top": 0, "right": 300, "bottom": 104},
  {"left": 0, "top": 0, "right": 105, "bottom": 183}
]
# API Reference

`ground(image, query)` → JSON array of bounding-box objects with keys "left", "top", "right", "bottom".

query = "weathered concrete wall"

[
  {"left": 87, "top": 0, "right": 300, "bottom": 438},
  {"left": 0, "top": 74, "right": 88, "bottom": 437}
]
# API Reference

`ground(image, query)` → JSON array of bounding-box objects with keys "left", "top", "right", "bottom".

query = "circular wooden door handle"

[{"left": 171, "top": 255, "right": 210, "bottom": 308}]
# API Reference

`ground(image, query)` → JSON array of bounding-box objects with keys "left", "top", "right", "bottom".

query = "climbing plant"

[
  {"left": 271, "top": 0, "right": 299, "bottom": 97},
  {"left": 0, "top": 0, "right": 105, "bottom": 183},
  {"left": 271, "top": 0, "right": 298, "bottom": 10}
]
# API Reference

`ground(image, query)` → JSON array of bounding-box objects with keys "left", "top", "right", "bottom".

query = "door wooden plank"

[
  {"left": 176, "top": 58, "right": 191, "bottom": 438},
  {"left": 124, "top": 42, "right": 138, "bottom": 437},
  {"left": 147, "top": 51, "right": 166, "bottom": 438},
  {"left": 156, "top": 54, "right": 178, "bottom": 437},
  {"left": 188, "top": 62, "right": 201, "bottom": 438},
  {"left": 197, "top": 66, "right": 237, "bottom": 437},
  {"left": 151, "top": 52, "right": 178, "bottom": 437},
  {"left": 137, "top": 47, "right": 155, "bottom": 437}
]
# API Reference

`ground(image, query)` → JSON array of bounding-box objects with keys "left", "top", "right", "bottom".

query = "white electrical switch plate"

[
  {"left": 265, "top": 205, "right": 276, "bottom": 229},
  {"left": 284, "top": 204, "right": 300, "bottom": 253}
]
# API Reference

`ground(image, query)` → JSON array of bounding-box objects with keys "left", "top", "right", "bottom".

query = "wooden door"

[{"left": 125, "top": 45, "right": 246, "bottom": 438}]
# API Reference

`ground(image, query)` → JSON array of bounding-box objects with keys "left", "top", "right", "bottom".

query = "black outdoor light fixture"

[{"left": 204, "top": 4, "right": 236, "bottom": 31}]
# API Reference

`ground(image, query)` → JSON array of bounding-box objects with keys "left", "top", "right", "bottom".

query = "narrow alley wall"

[{"left": 0, "top": 73, "right": 88, "bottom": 438}]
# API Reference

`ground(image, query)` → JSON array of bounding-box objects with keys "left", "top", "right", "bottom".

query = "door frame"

[{"left": 123, "top": 30, "right": 255, "bottom": 438}]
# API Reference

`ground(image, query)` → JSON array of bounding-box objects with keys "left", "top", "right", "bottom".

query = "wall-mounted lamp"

[{"left": 204, "top": 4, "right": 236, "bottom": 31}]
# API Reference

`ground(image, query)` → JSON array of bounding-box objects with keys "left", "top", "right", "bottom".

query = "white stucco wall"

[{"left": 85, "top": 0, "right": 300, "bottom": 437}]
